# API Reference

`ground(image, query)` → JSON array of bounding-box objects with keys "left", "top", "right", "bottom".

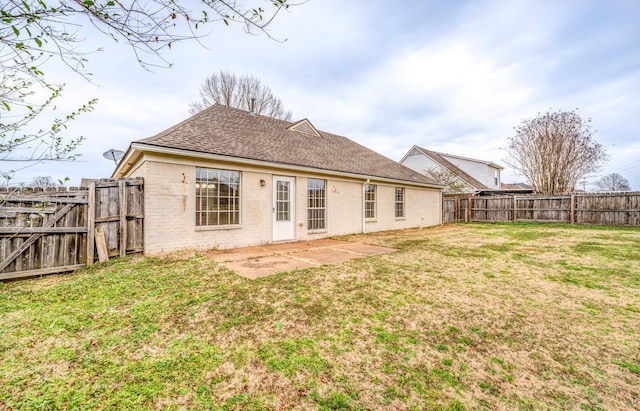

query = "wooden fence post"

[
  {"left": 119, "top": 179, "right": 127, "bottom": 258},
  {"left": 513, "top": 194, "right": 517, "bottom": 222},
  {"left": 86, "top": 182, "right": 96, "bottom": 265},
  {"left": 570, "top": 194, "right": 575, "bottom": 225}
]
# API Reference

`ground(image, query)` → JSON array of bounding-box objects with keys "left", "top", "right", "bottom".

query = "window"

[
  {"left": 395, "top": 187, "right": 405, "bottom": 218},
  {"left": 276, "top": 180, "right": 290, "bottom": 222},
  {"left": 494, "top": 170, "right": 499, "bottom": 186},
  {"left": 307, "top": 179, "right": 326, "bottom": 230},
  {"left": 364, "top": 184, "right": 376, "bottom": 219},
  {"left": 195, "top": 168, "right": 240, "bottom": 226}
]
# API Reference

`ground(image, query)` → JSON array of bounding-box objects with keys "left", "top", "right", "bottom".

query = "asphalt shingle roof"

[{"left": 136, "top": 105, "right": 440, "bottom": 186}]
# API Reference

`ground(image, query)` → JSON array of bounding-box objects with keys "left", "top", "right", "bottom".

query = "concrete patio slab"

[
  {"left": 293, "top": 248, "right": 359, "bottom": 265},
  {"left": 334, "top": 242, "right": 396, "bottom": 256},
  {"left": 206, "top": 239, "right": 396, "bottom": 279},
  {"left": 221, "top": 255, "right": 317, "bottom": 279}
]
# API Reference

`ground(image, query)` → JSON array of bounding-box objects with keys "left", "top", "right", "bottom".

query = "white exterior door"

[{"left": 273, "top": 176, "right": 295, "bottom": 242}]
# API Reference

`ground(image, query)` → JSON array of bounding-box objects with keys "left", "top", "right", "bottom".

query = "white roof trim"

[
  {"left": 114, "top": 143, "right": 444, "bottom": 189},
  {"left": 399, "top": 145, "right": 421, "bottom": 163},
  {"left": 400, "top": 146, "right": 503, "bottom": 170},
  {"left": 434, "top": 151, "right": 504, "bottom": 170},
  {"left": 288, "top": 119, "right": 322, "bottom": 137}
]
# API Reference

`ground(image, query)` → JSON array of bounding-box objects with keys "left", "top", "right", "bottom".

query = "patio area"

[{"left": 205, "top": 238, "right": 396, "bottom": 279}]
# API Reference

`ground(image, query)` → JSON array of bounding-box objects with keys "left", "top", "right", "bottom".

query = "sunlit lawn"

[{"left": 1, "top": 223, "right": 639, "bottom": 410}]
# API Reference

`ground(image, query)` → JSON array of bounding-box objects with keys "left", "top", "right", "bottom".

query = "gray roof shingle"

[{"left": 135, "top": 105, "right": 440, "bottom": 186}]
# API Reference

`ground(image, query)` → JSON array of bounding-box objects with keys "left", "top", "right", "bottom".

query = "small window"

[
  {"left": 364, "top": 184, "right": 376, "bottom": 219},
  {"left": 395, "top": 187, "right": 405, "bottom": 218},
  {"left": 276, "top": 181, "right": 291, "bottom": 221},
  {"left": 195, "top": 168, "right": 241, "bottom": 226},
  {"left": 494, "top": 170, "right": 499, "bottom": 186},
  {"left": 307, "top": 179, "right": 326, "bottom": 230}
]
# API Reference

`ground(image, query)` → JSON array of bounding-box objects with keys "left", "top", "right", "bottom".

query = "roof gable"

[
  {"left": 415, "top": 146, "right": 489, "bottom": 190},
  {"left": 125, "top": 105, "right": 440, "bottom": 187},
  {"left": 288, "top": 119, "right": 321, "bottom": 137},
  {"left": 437, "top": 152, "right": 503, "bottom": 170}
]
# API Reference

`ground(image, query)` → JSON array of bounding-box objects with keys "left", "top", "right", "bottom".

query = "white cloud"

[{"left": 5, "top": 0, "right": 640, "bottom": 191}]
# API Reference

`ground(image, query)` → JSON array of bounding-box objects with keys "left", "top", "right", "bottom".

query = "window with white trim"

[
  {"left": 307, "top": 179, "right": 326, "bottom": 230},
  {"left": 195, "top": 168, "right": 240, "bottom": 226},
  {"left": 364, "top": 184, "right": 376, "bottom": 219},
  {"left": 275, "top": 181, "right": 291, "bottom": 222},
  {"left": 395, "top": 187, "right": 405, "bottom": 218}
]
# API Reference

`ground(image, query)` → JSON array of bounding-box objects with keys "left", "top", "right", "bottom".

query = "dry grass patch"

[{"left": 1, "top": 223, "right": 639, "bottom": 410}]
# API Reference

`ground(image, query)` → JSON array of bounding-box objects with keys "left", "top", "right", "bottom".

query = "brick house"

[{"left": 112, "top": 105, "right": 443, "bottom": 254}]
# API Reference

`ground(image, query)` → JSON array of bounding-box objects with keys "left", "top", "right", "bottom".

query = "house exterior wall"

[
  {"left": 125, "top": 159, "right": 146, "bottom": 179},
  {"left": 364, "top": 184, "right": 441, "bottom": 233},
  {"left": 401, "top": 149, "right": 442, "bottom": 174},
  {"left": 128, "top": 153, "right": 442, "bottom": 255},
  {"left": 401, "top": 151, "right": 476, "bottom": 193},
  {"left": 440, "top": 154, "right": 501, "bottom": 189}
]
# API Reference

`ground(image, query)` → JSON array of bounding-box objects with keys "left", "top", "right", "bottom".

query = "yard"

[{"left": 1, "top": 223, "right": 639, "bottom": 410}]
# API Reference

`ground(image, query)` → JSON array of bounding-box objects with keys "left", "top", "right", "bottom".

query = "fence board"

[
  {"left": 119, "top": 180, "right": 127, "bottom": 258},
  {"left": 87, "top": 182, "right": 96, "bottom": 265},
  {"left": 1, "top": 178, "right": 143, "bottom": 280},
  {"left": 444, "top": 192, "right": 640, "bottom": 227}
]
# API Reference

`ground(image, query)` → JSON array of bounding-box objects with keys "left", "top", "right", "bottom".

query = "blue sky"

[{"left": 8, "top": 0, "right": 640, "bottom": 189}]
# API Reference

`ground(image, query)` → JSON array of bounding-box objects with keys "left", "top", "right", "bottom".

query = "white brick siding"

[{"left": 129, "top": 153, "right": 442, "bottom": 255}]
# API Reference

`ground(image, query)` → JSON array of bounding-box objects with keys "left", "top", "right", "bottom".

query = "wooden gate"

[
  {"left": 443, "top": 195, "right": 471, "bottom": 223},
  {"left": 0, "top": 178, "right": 143, "bottom": 280}
]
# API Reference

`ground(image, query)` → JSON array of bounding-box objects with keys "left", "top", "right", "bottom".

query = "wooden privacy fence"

[
  {"left": 444, "top": 192, "right": 640, "bottom": 226},
  {"left": 0, "top": 178, "right": 143, "bottom": 280}
]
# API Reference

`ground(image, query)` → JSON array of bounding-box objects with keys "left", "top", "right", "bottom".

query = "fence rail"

[
  {"left": 444, "top": 192, "right": 640, "bottom": 226},
  {"left": 0, "top": 178, "right": 143, "bottom": 280}
]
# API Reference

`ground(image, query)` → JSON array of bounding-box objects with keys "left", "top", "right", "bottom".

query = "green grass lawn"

[{"left": 1, "top": 223, "right": 639, "bottom": 410}]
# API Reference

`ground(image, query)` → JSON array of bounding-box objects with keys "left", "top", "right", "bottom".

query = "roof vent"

[{"left": 288, "top": 119, "right": 321, "bottom": 137}]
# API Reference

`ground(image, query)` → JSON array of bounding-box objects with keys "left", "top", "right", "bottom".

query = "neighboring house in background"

[
  {"left": 500, "top": 182, "right": 532, "bottom": 190},
  {"left": 112, "top": 105, "right": 443, "bottom": 255},
  {"left": 485, "top": 182, "right": 534, "bottom": 196},
  {"left": 400, "top": 146, "right": 503, "bottom": 193}
]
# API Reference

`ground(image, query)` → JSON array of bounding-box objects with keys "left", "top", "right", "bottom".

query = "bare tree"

[
  {"left": 189, "top": 70, "right": 292, "bottom": 120},
  {"left": 29, "top": 176, "right": 60, "bottom": 190},
  {"left": 424, "top": 167, "right": 471, "bottom": 194},
  {"left": 1, "top": 0, "right": 299, "bottom": 179},
  {"left": 504, "top": 109, "right": 608, "bottom": 195},
  {"left": 595, "top": 173, "right": 631, "bottom": 192}
]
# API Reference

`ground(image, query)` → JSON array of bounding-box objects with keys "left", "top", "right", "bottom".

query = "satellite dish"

[{"left": 103, "top": 149, "right": 124, "bottom": 165}]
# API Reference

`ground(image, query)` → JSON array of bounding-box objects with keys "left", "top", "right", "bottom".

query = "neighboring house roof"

[
  {"left": 432, "top": 151, "right": 503, "bottom": 171},
  {"left": 501, "top": 182, "right": 532, "bottom": 190},
  {"left": 409, "top": 146, "right": 490, "bottom": 190},
  {"left": 115, "top": 105, "right": 440, "bottom": 187}
]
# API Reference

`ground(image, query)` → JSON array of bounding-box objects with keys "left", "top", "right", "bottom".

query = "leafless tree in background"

[
  {"left": 29, "top": 176, "right": 60, "bottom": 190},
  {"left": 1, "top": 0, "right": 299, "bottom": 179},
  {"left": 595, "top": 173, "right": 631, "bottom": 192},
  {"left": 424, "top": 167, "right": 470, "bottom": 194},
  {"left": 189, "top": 70, "right": 292, "bottom": 120},
  {"left": 504, "top": 109, "right": 608, "bottom": 195}
]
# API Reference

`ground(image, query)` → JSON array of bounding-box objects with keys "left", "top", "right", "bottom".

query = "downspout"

[{"left": 362, "top": 179, "right": 370, "bottom": 233}]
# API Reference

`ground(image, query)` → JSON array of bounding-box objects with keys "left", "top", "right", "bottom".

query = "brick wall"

[{"left": 133, "top": 155, "right": 442, "bottom": 255}]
